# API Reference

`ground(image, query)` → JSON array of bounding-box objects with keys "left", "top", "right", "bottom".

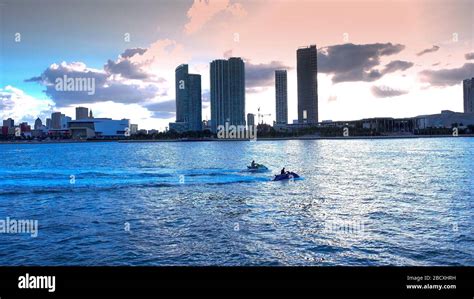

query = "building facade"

[
  {"left": 51, "top": 112, "right": 62, "bottom": 129},
  {"left": 463, "top": 78, "right": 474, "bottom": 113},
  {"left": 76, "top": 107, "right": 89, "bottom": 120},
  {"left": 172, "top": 64, "right": 202, "bottom": 132},
  {"left": 210, "top": 57, "right": 245, "bottom": 132},
  {"left": 68, "top": 118, "right": 130, "bottom": 139},
  {"left": 247, "top": 113, "right": 255, "bottom": 127},
  {"left": 275, "top": 70, "right": 288, "bottom": 125},
  {"left": 297, "top": 45, "right": 318, "bottom": 124},
  {"left": 2, "top": 118, "right": 14, "bottom": 128},
  {"left": 34, "top": 117, "right": 42, "bottom": 130}
]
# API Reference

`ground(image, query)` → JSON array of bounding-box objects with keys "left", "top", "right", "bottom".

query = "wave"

[{"left": 0, "top": 168, "right": 271, "bottom": 195}]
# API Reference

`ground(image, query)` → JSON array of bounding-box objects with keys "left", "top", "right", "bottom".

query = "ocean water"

[{"left": 0, "top": 138, "right": 473, "bottom": 266}]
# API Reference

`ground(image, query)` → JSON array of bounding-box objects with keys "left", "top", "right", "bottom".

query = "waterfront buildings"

[
  {"left": 130, "top": 124, "right": 138, "bottom": 135},
  {"left": 76, "top": 107, "right": 89, "bottom": 120},
  {"left": 464, "top": 78, "right": 474, "bottom": 113},
  {"left": 297, "top": 45, "right": 318, "bottom": 124},
  {"left": 169, "top": 64, "right": 202, "bottom": 133},
  {"left": 51, "top": 112, "right": 62, "bottom": 129},
  {"left": 210, "top": 57, "right": 245, "bottom": 132},
  {"left": 275, "top": 70, "right": 288, "bottom": 125},
  {"left": 2, "top": 118, "right": 14, "bottom": 128},
  {"left": 247, "top": 113, "right": 255, "bottom": 128},
  {"left": 68, "top": 118, "right": 130, "bottom": 139},
  {"left": 34, "top": 118, "right": 42, "bottom": 130}
]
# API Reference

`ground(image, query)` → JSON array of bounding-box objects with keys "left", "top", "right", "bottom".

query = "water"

[{"left": 0, "top": 138, "right": 473, "bottom": 266}]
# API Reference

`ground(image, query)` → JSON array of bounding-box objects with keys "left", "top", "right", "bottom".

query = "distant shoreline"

[{"left": 1, "top": 134, "right": 473, "bottom": 145}]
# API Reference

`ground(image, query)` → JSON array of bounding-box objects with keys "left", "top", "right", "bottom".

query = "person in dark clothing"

[
  {"left": 251, "top": 160, "right": 256, "bottom": 168},
  {"left": 280, "top": 167, "right": 286, "bottom": 175}
]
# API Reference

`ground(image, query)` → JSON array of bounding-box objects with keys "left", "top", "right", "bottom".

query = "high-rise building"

[
  {"left": 463, "top": 78, "right": 474, "bottom": 113},
  {"left": 247, "top": 113, "right": 255, "bottom": 127},
  {"left": 2, "top": 118, "right": 14, "bottom": 128},
  {"left": 76, "top": 107, "right": 89, "bottom": 120},
  {"left": 297, "top": 45, "right": 318, "bottom": 124},
  {"left": 172, "top": 64, "right": 202, "bottom": 132},
  {"left": 34, "top": 117, "right": 43, "bottom": 130},
  {"left": 46, "top": 118, "right": 52, "bottom": 129},
  {"left": 275, "top": 70, "right": 288, "bottom": 125},
  {"left": 61, "top": 115, "right": 72, "bottom": 129},
  {"left": 210, "top": 57, "right": 245, "bottom": 132},
  {"left": 51, "top": 112, "right": 62, "bottom": 129}
]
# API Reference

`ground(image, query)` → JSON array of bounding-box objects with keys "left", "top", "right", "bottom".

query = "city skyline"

[{"left": 0, "top": 0, "right": 473, "bottom": 130}]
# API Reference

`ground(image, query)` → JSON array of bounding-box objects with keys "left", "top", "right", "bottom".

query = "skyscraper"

[
  {"left": 247, "top": 113, "right": 255, "bottom": 127},
  {"left": 51, "top": 112, "right": 62, "bottom": 129},
  {"left": 210, "top": 57, "right": 245, "bottom": 132},
  {"left": 34, "top": 117, "right": 43, "bottom": 130},
  {"left": 76, "top": 107, "right": 89, "bottom": 120},
  {"left": 297, "top": 45, "right": 318, "bottom": 124},
  {"left": 275, "top": 70, "right": 288, "bottom": 125},
  {"left": 2, "top": 118, "right": 14, "bottom": 128},
  {"left": 463, "top": 78, "right": 474, "bottom": 113},
  {"left": 174, "top": 64, "right": 202, "bottom": 131}
]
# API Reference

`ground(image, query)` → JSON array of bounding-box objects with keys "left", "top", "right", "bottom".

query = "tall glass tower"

[
  {"left": 275, "top": 70, "right": 288, "bottom": 124},
  {"left": 297, "top": 45, "right": 318, "bottom": 124},
  {"left": 210, "top": 57, "right": 245, "bottom": 132},
  {"left": 174, "top": 64, "right": 202, "bottom": 131}
]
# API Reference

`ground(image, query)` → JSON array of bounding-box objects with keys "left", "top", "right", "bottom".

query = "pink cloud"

[{"left": 184, "top": 0, "right": 247, "bottom": 34}]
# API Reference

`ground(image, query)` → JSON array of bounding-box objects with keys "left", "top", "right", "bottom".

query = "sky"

[{"left": 0, "top": 0, "right": 473, "bottom": 130}]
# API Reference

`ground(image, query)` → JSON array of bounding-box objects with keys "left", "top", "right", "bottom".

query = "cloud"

[
  {"left": 371, "top": 85, "right": 409, "bottom": 98},
  {"left": 144, "top": 100, "right": 176, "bottom": 119},
  {"left": 26, "top": 61, "right": 162, "bottom": 107},
  {"left": 202, "top": 89, "right": 210, "bottom": 102},
  {"left": 144, "top": 100, "right": 175, "bottom": 112},
  {"left": 465, "top": 52, "right": 474, "bottom": 60},
  {"left": 382, "top": 60, "right": 414, "bottom": 74},
  {"left": 416, "top": 45, "right": 440, "bottom": 56},
  {"left": 223, "top": 49, "right": 233, "bottom": 59},
  {"left": 317, "top": 43, "right": 406, "bottom": 83},
  {"left": 184, "top": 0, "right": 247, "bottom": 34},
  {"left": 104, "top": 59, "right": 150, "bottom": 80},
  {"left": 0, "top": 86, "right": 54, "bottom": 124},
  {"left": 245, "top": 60, "right": 291, "bottom": 90},
  {"left": 419, "top": 63, "right": 474, "bottom": 86},
  {"left": 121, "top": 47, "right": 147, "bottom": 59}
]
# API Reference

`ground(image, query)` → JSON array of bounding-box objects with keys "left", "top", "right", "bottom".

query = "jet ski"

[
  {"left": 247, "top": 164, "right": 269, "bottom": 172},
  {"left": 273, "top": 172, "right": 300, "bottom": 181}
]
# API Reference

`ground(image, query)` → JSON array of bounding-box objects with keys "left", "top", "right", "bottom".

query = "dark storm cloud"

[
  {"left": 245, "top": 61, "right": 291, "bottom": 89},
  {"left": 416, "top": 45, "right": 440, "bottom": 56},
  {"left": 371, "top": 85, "right": 409, "bottom": 98},
  {"left": 317, "top": 43, "right": 406, "bottom": 83},
  {"left": 419, "top": 63, "right": 474, "bottom": 86},
  {"left": 465, "top": 52, "right": 474, "bottom": 60}
]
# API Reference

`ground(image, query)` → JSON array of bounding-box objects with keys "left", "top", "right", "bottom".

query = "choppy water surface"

[{"left": 0, "top": 139, "right": 473, "bottom": 265}]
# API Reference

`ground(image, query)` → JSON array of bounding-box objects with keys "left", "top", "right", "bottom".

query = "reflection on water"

[{"left": 0, "top": 138, "right": 473, "bottom": 265}]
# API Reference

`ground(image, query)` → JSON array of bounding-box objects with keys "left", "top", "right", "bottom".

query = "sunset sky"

[{"left": 1, "top": 0, "right": 473, "bottom": 130}]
